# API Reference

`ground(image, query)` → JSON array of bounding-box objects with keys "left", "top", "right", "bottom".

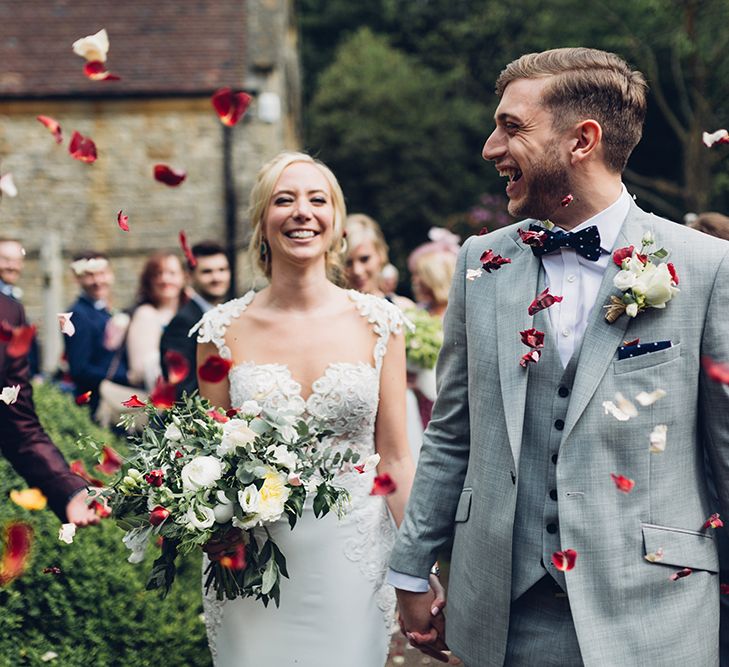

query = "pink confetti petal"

[{"left": 117, "top": 210, "right": 129, "bottom": 232}]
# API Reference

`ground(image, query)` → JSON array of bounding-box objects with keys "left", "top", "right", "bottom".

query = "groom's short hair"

[{"left": 495, "top": 47, "right": 648, "bottom": 174}]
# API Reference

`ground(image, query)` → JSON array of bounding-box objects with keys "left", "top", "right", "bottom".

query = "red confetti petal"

[
  {"left": 669, "top": 567, "right": 692, "bottom": 581},
  {"left": 6, "top": 324, "right": 36, "bottom": 358},
  {"left": 42, "top": 566, "right": 62, "bottom": 575},
  {"left": 370, "top": 473, "right": 397, "bottom": 496},
  {"left": 95, "top": 445, "right": 122, "bottom": 475},
  {"left": 70, "top": 460, "right": 104, "bottom": 487},
  {"left": 477, "top": 227, "right": 489, "bottom": 236},
  {"left": 702, "top": 356, "right": 729, "bottom": 385},
  {"left": 623, "top": 338, "right": 640, "bottom": 347},
  {"left": 0, "top": 522, "right": 33, "bottom": 585},
  {"left": 551, "top": 548, "right": 577, "bottom": 572},
  {"left": 610, "top": 473, "right": 635, "bottom": 493},
  {"left": 667, "top": 262, "right": 679, "bottom": 285},
  {"left": 703, "top": 513, "right": 724, "bottom": 529},
  {"left": 75, "top": 390, "right": 92, "bottom": 405},
  {"left": 68, "top": 131, "right": 97, "bottom": 163},
  {"left": 561, "top": 194, "right": 574, "bottom": 207},
  {"left": 612, "top": 245, "right": 634, "bottom": 267},
  {"left": 528, "top": 287, "right": 563, "bottom": 316},
  {"left": 479, "top": 249, "right": 511, "bottom": 273},
  {"left": 219, "top": 543, "right": 247, "bottom": 570},
  {"left": 149, "top": 506, "right": 170, "bottom": 527},
  {"left": 36, "top": 115, "right": 63, "bottom": 144},
  {"left": 150, "top": 377, "right": 177, "bottom": 409},
  {"left": 519, "top": 327, "right": 545, "bottom": 349},
  {"left": 89, "top": 499, "right": 111, "bottom": 518},
  {"left": 122, "top": 394, "right": 146, "bottom": 408},
  {"left": 178, "top": 230, "right": 197, "bottom": 268},
  {"left": 117, "top": 210, "right": 129, "bottom": 232},
  {"left": 144, "top": 469, "right": 165, "bottom": 487},
  {"left": 211, "top": 87, "right": 252, "bottom": 127},
  {"left": 519, "top": 349, "right": 541, "bottom": 368},
  {"left": 198, "top": 355, "right": 233, "bottom": 383},
  {"left": 83, "top": 60, "right": 121, "bottom": 81},
  {"left": 164, "top": 350, "right": 190, "bottom": 385},
  {"left": 517, "top": 228, "right": 546, "bottom": 248},
  {"left": 208, "top": 408, "right": 229, "bottom": 423},
  {"left": 154, "top": 164, "right": 186, "bottom": 186}
]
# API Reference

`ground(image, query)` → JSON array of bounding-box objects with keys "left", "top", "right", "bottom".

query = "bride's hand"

[{"left": 203, "top": 527, "right": 243, "bottom": 561}]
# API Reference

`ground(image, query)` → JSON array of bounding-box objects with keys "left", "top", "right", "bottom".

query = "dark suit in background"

[{"left": 160, "top": 298, "right": 205, "bottom": 400}]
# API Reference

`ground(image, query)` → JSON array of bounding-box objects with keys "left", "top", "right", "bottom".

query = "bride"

[{"left": 195, "top": 151, "right": 415, "bottom": 666}]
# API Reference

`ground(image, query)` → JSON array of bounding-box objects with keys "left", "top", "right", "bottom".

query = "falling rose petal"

[
  {"left": 612, "top": 245, "right": 635, "bottom": 268},
  {"left": 178, "top": 230, "right": 196, "bottom": 267},
  {"left": 649, "top": 424, "right": 667, "bottom": 453},
  {"left": 0, "top": 385, "right": 20, "bottom": 405},
  {"left": 466, "top": 268, "right": 483, "bottom": 281},
  {"left": 75, "top": 390, "right": 92, "bottom": 405},
  {"left": 198, "top": 355, "right": 233, "bottom": 383},
  {"left": 519, "top": 328, "right": 545, "bottom": 349},
  {"left": 225, "top": 408, "right": 240, "bottom": 419},
  {"left": 644, "top": 547, "right": 664, "bottom": 563},
  {"left": 117, "top": 210, "right": 129, "bottom": 232},
  {"left": 122, "top": 394, "right": 146, "bottom": 408},
  {"left": 603, "top": 401, "right": 631, "bottom": 422},
  {"left": 667, "top": 262, "right": 679, "bottom": 285},
  {"left": 480, "top": 249, "right": 511, "bottom": 273},
  {"left": 149, "top": 506, "right": 170, "bottom": 526},
  {"left": 702, "top": 129, "right": 729, "bottom": 148},
  {"left": 68, "top": 131, "right": 97, "bottom": 163},
  {"left": 669, "top": 567, "right": 692, "bottom": 581},
  {"left": 370, "top": 473, "right": 397, "bottom": 496},
  {"left": 528, "top": 287, "right": 563, "bottom": 316},
  {"left": 70, "top": 460, "right": 104, "bottom": 487},
  {"left": 703, "top": 513, "right": 724, "bottom": 529},
  {"left": 354, "top": 453, "right": 381, "bottom": 474},
  {"left": 83, "top": 60, "right": 120, "bottom": 81},
  {"left": 72, "top": 28, "right": 110, "bottom": 63},
  {"left": 150, "top": 377, "right": 177, "bottom": 409},
  {"left": 0, "top": 173, "right": 17, "bottom": 198},
  {"left": 551, "top": 548, "right": 577, "bottom": 572},
  {"left": 0, "top": 522, "right": 33, "bottom": 585},
  {"left": 154, "top": 164, "right": 186, "bottom": 186},
  {"left": 517, "top": 228, "right": 546, "bottom": 248},
  {"left": 721, "top": 583, "right": 729, "bottom": 595},
  {"left": 635, "top": 389, "right": 667, "bottom": 407},
  {"left": 207, "top": 408, "right": 229, "bottom": 423},
  {"left": 58, "top": 312, "right": 75, "bottom": 337},
  {"left": 95, "top": 445, "right": 123, "bottom": 475},
  {"left": 9, "top": 488, "right": 47, "bottom": 511},
  {"left": 89, "top": 499, "right": 111, "bottom": 518},
  {"left": 211, "top": 87, "right": 253, "bottom": 127},
  {"left": 219, "top": 543, "right": 247, "bottom": 570},
  {"left": 58, "top": 523, "right": 76, "bottom": 545},
  {"left": 519, "top": 349, "right": 541, "bottom": 368},
  {"left": 560, "top": 194, "right": 574, "bottom": 207},
  {"left": 701, "top": 356, "right": 729, "bottom": 384},
  {"left": 610, "top": 473, "right": 635, "bottom": 493},
  {"left": 0, "top": 322, "right": 11, "bottom": 343},
  {"left": 42, "top": 566, "right": 62, "bottom": 575},
  {"left": 36, "top": 115, "right": 63, "bottom": 144},
  {"left": 6, "top": 324, "right": 36, "bottom": 358},
  {"left": 164, "top": 350, "right": 190, "bottom": 384},
  {"left": 614, "top": 392, "right": 638, "bottom": 418},
  {"left": 478, "top": 227, "right": 489, "bottom": 236}
]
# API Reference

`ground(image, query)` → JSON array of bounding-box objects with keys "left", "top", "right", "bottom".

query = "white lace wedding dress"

[{"left": 196, "top": 290, "right": 406, "bottom": 667}]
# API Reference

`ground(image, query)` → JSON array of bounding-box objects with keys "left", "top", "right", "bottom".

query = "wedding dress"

[{"left": 196, "top": 289, "right": 406, "bottom": 667}]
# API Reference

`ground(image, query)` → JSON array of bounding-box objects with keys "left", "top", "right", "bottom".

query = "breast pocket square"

[{"left": 618, "top": 340, "right": 672, "bottom": 360}]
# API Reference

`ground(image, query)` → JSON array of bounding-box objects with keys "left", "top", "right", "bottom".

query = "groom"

[{"left": 390, "top": 47, "right": 729, "bottom": 666}]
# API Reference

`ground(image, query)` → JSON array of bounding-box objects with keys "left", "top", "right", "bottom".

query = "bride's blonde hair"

[{"left": 247, "top": 151, "right": 347, "bottom": 283}]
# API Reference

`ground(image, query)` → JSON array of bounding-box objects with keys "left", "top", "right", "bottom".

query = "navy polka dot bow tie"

[{"left": 529, "top": 223, "right": 603, "bottom": 261}]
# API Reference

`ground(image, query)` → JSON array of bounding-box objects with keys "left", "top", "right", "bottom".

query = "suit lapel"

[
  {"left": 562, "top": 205, "right": 651, "bottom": 441},
  {"left": 495, "top": 227, "right": 542, "bottom": 468}
]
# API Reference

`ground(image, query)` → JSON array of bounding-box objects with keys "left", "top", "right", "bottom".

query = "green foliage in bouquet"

[
  {"left": 0, "top": 383, "right": 210, "bottom": 667},
  {"left": 404, "top": 308, "right": 444, "bottom": 370},
  {"left": 92, "top": 393, "right": 356, "bottom": 608}
]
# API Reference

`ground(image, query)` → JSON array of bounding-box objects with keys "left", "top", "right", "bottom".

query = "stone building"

[{"left": 0, "top": 0, "right": 300, "bottom": 371}]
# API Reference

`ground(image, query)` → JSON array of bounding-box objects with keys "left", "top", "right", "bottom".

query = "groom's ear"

[{"left": 568, "top": 119, "right": 602, "bottom": 165}]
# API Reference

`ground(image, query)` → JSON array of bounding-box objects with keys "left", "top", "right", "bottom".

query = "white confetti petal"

[
  {"left": 649, "top": 424, "right": 668, "bottom": 453},
  {"left": 703, "top": 128, "right": 729, "bottom": 148},
  {"left": 0, "top": 173, "right": 17, "bottom": 197},
  {"left": 603, "top": 401, "right": 631, "bottom": 421},
  {"left": 614, "top": 392, "right": 638, "bottom": 418},
  {"left": 72, "top": 28, "right": 110, "bottom": 63},
  {"left": 58, "top": 523, "right": 76, "bottom": 544},
  {"left": 40, "top": 652, "right": 58, "bottom": 662},
  {"left": 466, "top": 268, "right": 483, "bottom": 281},
  {"left": 635, "top": 388, "right": 667, "bottom": 407},
  {"left": 58, "top": 312, "right": 75, "bottom": 337},
  {"left": 0, "top": 385, "right": 20, "bottom": 405},
  {"left": 644, "top": 547, "right": 664, "bottom": 563}
]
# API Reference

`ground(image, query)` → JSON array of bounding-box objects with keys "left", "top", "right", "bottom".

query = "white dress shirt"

[{"left": 387, "top": 185, "right": 632, "bottom": 593}]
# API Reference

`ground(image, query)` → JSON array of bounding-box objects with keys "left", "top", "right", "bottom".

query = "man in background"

[{"left": 160, "top": 241, "right": 231, "bottom": 400}]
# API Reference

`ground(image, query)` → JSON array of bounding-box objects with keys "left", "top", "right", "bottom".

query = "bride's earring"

[
  {"left": 259, "top": 239, "right": 270, "bottom": 260},
  {"left": 338, "top": 236, "right": 348, "bottom": 254}
]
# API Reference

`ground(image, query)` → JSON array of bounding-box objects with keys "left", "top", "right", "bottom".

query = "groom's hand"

[{"left": 396, "top": 577, "right": 450, "bottom": 663}]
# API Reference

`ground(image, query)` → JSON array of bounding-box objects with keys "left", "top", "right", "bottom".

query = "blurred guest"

[
  {"left": 344, "top": 213, "right": 414, "bottom": 310},
  {"left": 379, "top": 263, "right": 400, "bottom": 298},
  {"left": 689, "top": 211, "right": 729, "bottom": 241},
  {"left": 160, "top": 241, "right": 231, "bottom": 400},
  {"left": 407, "top": 227, "right": 460, "bottom": 318},
  {"left": 64, "top": 251, "right": 131, "bottom": 414},
  {"left": 127, "top": 252, "right": 187, "bottom": 391}
]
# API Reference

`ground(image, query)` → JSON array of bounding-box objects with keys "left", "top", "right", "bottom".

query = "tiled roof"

[{"left": 0, "top": 1, "right": 247, "bottom": 99}]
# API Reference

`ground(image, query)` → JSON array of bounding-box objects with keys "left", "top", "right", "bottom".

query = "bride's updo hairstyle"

[{"left": 248, "top": 151, "right": 347, "bottom": 283}]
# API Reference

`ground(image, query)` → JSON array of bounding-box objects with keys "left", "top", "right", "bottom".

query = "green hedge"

[{"left": 0, "top": 383, "right": 211, "bottom": 667}]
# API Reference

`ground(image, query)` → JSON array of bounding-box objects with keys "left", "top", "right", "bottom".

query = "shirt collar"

[
  {"left": 190, "top": 291, "right": 215, "bottom": 314},
  {"left": 79, "top": 292, "right": 109, "bottom": 311},
  {"left": 569, "top": 184, "right": 631, "bottom": 254}
]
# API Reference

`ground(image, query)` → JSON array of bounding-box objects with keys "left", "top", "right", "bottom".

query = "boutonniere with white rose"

[{"left": 604, "top": 232, "right": 679, "bottom": 323}]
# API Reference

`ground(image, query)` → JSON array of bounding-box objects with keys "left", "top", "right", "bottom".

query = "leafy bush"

[{"left": 0, "top": 383, "right": 211, "bottom": 667}]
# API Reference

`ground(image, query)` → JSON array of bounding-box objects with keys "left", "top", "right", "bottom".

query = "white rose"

[
  {"left": 238, "top": 484, "right": 261, "bottom": 514},
  {"left": 217, "top": 420, "right": 258, "bottom": 457},
  {"left": 164, "top": 423, "right": 183, "bottom": 442},
  {"left": 613, "top": 270, "right": 637, "bottom": 292},
  {"left": 181, "top": 456, "right": 223, "bottom": 491},
  {"left": 256, "top": 468, "right": 291, "bottom": 523},
  {"left": 239, "top": 400, "right": 261, "bottom": 418},
  {"left": 357, "top": 453, "right": 381, "bottom": 473},
  {"left": 213, "top": 490, "right": 235, "bottom": 523},
  {"left": 625, "top": 302, "right": 639, "bottom": 318},
  {"left": 185, "top": 504, "right": 216, "bottom": 530},
  {"left": 636, "top": 263, "right": 678, "bottom": 308},
  {"left": 267, "top": 444, "right": 298, "bottom": 471}
]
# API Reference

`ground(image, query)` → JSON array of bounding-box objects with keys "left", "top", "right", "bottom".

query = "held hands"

[
  {"left": 396, "top": 573, "right": 450, "bottom": 663},
  {"left": 65, "top": 489, "right": 102, "bottom": 527}
]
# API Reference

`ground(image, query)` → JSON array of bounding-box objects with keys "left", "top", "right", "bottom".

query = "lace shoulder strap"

[
  {"left": 189, "top": 291, "right": 256, "bottom": 360},
  {"left": 348, "top": 291, "right": 413, "bottom": 372}
]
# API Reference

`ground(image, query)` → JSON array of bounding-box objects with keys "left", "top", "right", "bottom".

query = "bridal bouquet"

[
  {"left": 84, "top": 393, "right": 356, "bottom": 607},
  {"left": 404, "top": 308, "right": 443, "bottom": 370}
]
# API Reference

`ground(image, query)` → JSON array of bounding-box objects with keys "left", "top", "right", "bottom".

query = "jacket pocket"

[
  {"left": 454, "top": 488, "right": 472, "bottom": 523},
  {"left": 642, "top": 522, "right": 718, "bottom": 572},
  {"left": 613, "top": 342, "right": 681, "bottom": 375}
]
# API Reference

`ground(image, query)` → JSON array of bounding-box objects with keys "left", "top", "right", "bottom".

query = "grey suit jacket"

[{"left": 390, "top": 202, "right": 729, "bottom": 666}]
